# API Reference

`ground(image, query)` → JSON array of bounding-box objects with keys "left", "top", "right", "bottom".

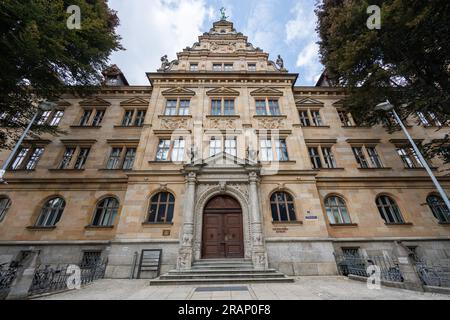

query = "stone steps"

[{"left": 149, "top": 259, "right": 294, "bottom": 286}]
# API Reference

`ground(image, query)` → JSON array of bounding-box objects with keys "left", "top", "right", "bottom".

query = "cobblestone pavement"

[{"left": 36, "top": 276, "right": 450, "bottom": 300}]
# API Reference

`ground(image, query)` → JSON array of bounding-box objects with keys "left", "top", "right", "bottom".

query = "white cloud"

[
  {"left": 285, "top": 2, "right": 317, "bottom": 43},
  {"left": 296, "top": 42, "right": 322, "bottom": 84},
  {"left": 108, "top": 0, "right": 214, "bottom": 85}
]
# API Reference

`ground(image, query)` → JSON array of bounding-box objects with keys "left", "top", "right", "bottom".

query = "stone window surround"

[
  {"left": 37, "top": 108, "right": 65, "bottom": 127},
  {"left": 104, "top": 140, "right": 139, "bottom": 170},
  {"left": 347, "top": 139, "right": 387, "bottom": 170},
  {"left": 163, "top": 97, "right": 192, "bottom": 116},
  {"left": 73, "top": 107, "right": 107, "bottom": 128},
  {"left": 8, "top": 140, "right": 50, "bottom": 171},
  {"left": 117, "top": 107, "right": 147, "bottom": 127},
  {"left": 154, "top": 137, "right": 187, "bottom": 162},
  {"left": 254, "top": 98, "right": 282, "bottom": 116},
  {"left": 297, "top": 107, "right": 328, "bottom": 127},
  {"left": 54, "top": 140, "right": 96, "bottom": 171},
  {"left": 305, "top": 139, "right": 340, "bottom": 169},
  {"left": 209, "top": 97, "right": 236, "bottom": 116}
]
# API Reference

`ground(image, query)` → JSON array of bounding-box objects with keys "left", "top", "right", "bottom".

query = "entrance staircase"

[{"left": 149, "top": 259, "right": 294, "bottom": 286}]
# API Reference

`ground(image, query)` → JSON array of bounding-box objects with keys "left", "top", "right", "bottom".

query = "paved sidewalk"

[{"left": 35, "top": 276, "right": 450, "bottom": 300}]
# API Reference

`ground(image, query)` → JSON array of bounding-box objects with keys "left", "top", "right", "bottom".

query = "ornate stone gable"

[
  {"left": 206, "top": 87, "right": 240, "bottom": 96},
  {"left": 120, "top": 97, "right": 149, "bottom": 106},
  {"left": 296, "top": 97, "right": 324, "bottom": 107},
  {"left": 161, "top": 87, "right": 196, "bottom": 97},
  {"left": 79, "top": 97, "right": 111, "bottom": 107},
  {"left": 250, "top": 87, "right": 284, "bottom": 97}
]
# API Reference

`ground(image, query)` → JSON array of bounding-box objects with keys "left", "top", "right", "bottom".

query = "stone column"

[
  {"left": 393, "top": 241, "right": 424, "bottom": 292},
  {"left": 249, "top": 171, "right": 268, "bottom": 270},
  {"left": 177, "top": 172, "right": 197, "bottom": 271}
]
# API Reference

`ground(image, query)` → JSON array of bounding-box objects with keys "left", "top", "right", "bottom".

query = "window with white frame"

[
  {"left": 259, "top": 138, "right": 289, "bottom": 162},
  {"left": 121, "top": 109, "right": 147, "bottom": 126},
  {"left": 325, "top": 196, "right": 352, "bottom": 225},
  {"left": 106, "top": 147, "right": 137, "bottom": 170},
  {"left": 92, "top": 197, "right": 119, "bottom": 227},
  {"left": 210, "top": 98, "right": 235, "bottom": 116},
  {"left": 208, "top": 138, "right": 237, "bottom": 157},
  {"left": 190, "top": 63, "right": 198, "bottom": 71},
  {"left": 255, "top": 99, "right": 281, "bottom": 116},
  {"left": 37, "top": 109, "right": 65, "bottom": 127},
  {"left": 298, "top": 109, "right": 324, "bottom": 126},
  {"left": 248, "top": 63, "right": 256, "bottom": 71},
  {"left": 417, "top": 111, "right": 446, "bottom": 127},
  {"left": 351, "top": 145, "right": 383, "bottom": 168},
  {"left": 58, "top": 146, "right": 92, "bottom": 170},
  {"left": 376, "top": 195, "right": 405, "bottom": 224},
  {"left": 35, "top": 197, "right": 66, "bottom": 227},
  {"left": 337, "top": 110, "right": 355, "bottom": 127},
  {"left": 10, "top": 146, "right": 45, "bottom": 171},
  {"left": 396, "top": 146, "right": 423, "bottom": 168},
  {"left": 156, "top": 139, "right": 185, "bottom": 162},
  {"left": 164, "top": 99, "right": 190, "bottom": 116},
  {"left": 308, "top": 145, "right": 337, "bottom": 169}
]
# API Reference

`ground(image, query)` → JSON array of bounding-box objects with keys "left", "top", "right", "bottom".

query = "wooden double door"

[{"left": 202, "top": 196, "right": 244, "bottom": 259}]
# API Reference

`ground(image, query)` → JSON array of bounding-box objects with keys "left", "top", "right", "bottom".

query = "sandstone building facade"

[{"left": 0, "top": 19, "right": 449, "bottom": 278}]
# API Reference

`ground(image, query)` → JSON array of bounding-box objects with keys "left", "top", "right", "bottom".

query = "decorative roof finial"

[{"left": 220, "top": 7, "right": 228, "bottom": 21}]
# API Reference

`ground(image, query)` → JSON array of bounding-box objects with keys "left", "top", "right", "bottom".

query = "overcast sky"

[{"left": 108, "top": 0, "right": 323, "bottom": 86}]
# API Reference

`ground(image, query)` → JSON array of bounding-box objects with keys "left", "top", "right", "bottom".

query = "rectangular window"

[
  {"left": 366, "top": 147, "right": 383, "bottom": 168},
  {"left": 122, "top": 110, "right": 134, "bottom": 126},
  {"left": 224, "top": 64, "right": 233, "bottom": 71},
  {"left": 338, "top": 110, "right": 353, "bottom": 127},
  {"left": 213, "top": 64, "right": 222, "bottom": 71},
  {"left": 256, "top": 100, "right": 267, "bottom": 116},
  {"left": 260, "top": 140, "right": 273, "bottom": 161},
  {"left": 311, "top": 110, "right": 323, "bottom": 126},
  {"left": 74, "top": 148, "right": 90, "bottom": 170},
  {"left": 417, "top": 112, "right": 430, "bottom": 126},
  {"left": 134, "top": 110, "right": 146, "bottom": 127},
  {"left": 322, "top": 147, "right": 336, "bottom": 168},
  {"left": 209, "top": 138, "right": 222, "bottom": 157},
  {"left": 10, "top": 148, "right": 30, "bottom": 170},
  {"left": 38, "top": 111, "right": 52, "bottom": 125},
  {"left": 79, "top": 110, "right": 92, "bottom": 126},
  {"left": 107, "top": 148, "right": 122, "bottom": 170},
  {"left": 49, "top": 111, "right": 64, "bottom": 127},
  {"left": 25, "top": 147, "right": 44, "bottom": 170},
  {"left": 275, "top": 140, "right": 289, "bottom": 161},
  {"left": 224, "top": 100, "right": 235, "bottom": 116},
  {"left": 122, "top": 148, "right": 136, "bottom": 170},
  {"left": 308, "top": 147, "right": 322, "bottom": 169},
  {"left": 352, "top": 147, "right": 369, "bottom": 168},
  {"left": 269, "top": 100, "right": 281, "bottom": 116},
  {"left": 397, "top": 147, "right": 423, "bottom": 168},
  {"left": 164, "top": 100, "right": 177, "bottom": 116},
  {"left": 225, "top": 139, "right": 237, "bottom": 157},
  {"left": 156, "top": 140, "right": 171, "bottom": 161},
  {"left": 92, "top": 110, "right": 105, "bottom": 127},
  {"left": 248, "top": 63, "right": 256, "bottom": 71},
  {"left": 59, "top": 148, "right": 76, "bottom": 169},
  {"left": 171, "top": 139, "right": 185, "bottom": 162},
  {"left": 178, "top": 100, "right": 190, "bottom": 116},
  {"left": 211, "top": 99, "right": 222, "bottom": 116},
  {"left": 299, "top": 111, "right": 310, "bottom": 127},
  {"left": 190, "top": 63, "right": 198, "bottom": 71}
]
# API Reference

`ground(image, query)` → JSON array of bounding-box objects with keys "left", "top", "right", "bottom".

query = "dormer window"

[
  {"left": 248, "top": 63, "right": 256, "bottom": 72},
  {"left": 213, "top": 64, "right": 223, "bottom": 71},
  {"left": 224, "top": 64, "right": 233, "bottom": 71}
]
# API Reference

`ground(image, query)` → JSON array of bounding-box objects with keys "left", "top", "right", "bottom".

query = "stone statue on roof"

[{"left": 220, "top": 7, "right": 228, "bottom": 21}]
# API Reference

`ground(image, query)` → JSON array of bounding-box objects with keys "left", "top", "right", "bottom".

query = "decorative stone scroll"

[
  {"left": 160, "top": 118, "right": 189, "bottom": 130},
  {"left": 208, "top": 118, "right": 236, "bottom": 130},
  {"left": 258, "top": 118, "right": 285, "bottom": 130}
]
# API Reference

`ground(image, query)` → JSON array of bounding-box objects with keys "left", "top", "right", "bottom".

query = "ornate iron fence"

[
  {"left": 0, "top": 262, "right": 19, "bottom": 299},
  {"left": 414, "top": 260, "right": 450, "bottom": 288},
  {"left": 334, "top": 253, "right": 404, "bottom": 282},
  {"left": 28, "top": 259, "right": 107, "bottom": 296}
]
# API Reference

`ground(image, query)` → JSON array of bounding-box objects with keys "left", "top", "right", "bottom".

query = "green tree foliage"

[
  {"left": 316, "top": 0, "right": 450, "bottom": 163},
  {"left": 0, "top": 0, "right": 123, "bottom": 149}
]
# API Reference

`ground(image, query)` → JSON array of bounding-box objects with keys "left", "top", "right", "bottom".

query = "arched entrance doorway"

[{"left": 202, "top": 195, "right": 244, "bottom": 259}]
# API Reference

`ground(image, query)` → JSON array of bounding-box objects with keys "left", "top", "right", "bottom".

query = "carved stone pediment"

[
  {"left": 198, "top": 152, "right": 256, "bottom": 169},
  {"left": 120, "top": 97, "right": 149, "bottom": 106},
  {"left": 258, "top": 118, "right": 285, "bottom": 129},
  {"left": 250, "top": 87, "right": 284, "bottom": 97},
  {"left": 160, "top": 117, "right": 189, "bottom": 130},
  {"left": 296, "top": 97, "right": 324, "bottom": 107},
  {"left": 79, "top": 97, "right": 111, "bottom": 107},
  {"left": 161, "top": 87, "right": 196, "bottom": 97},
  {"left": 206, "top": 87, "right": 240, "bottom": 97}
]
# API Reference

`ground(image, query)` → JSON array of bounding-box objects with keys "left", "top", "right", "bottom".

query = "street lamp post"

[
  {"left": 375, "top": 100, "right": 450, "bottom": 211},
  {"left": 0, "top": 101, "right": 57, "bottom": 183}
]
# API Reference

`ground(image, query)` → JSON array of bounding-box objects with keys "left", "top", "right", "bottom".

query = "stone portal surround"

[{"left": 176, "top": 169, "right": 268, "bottom": 270}]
